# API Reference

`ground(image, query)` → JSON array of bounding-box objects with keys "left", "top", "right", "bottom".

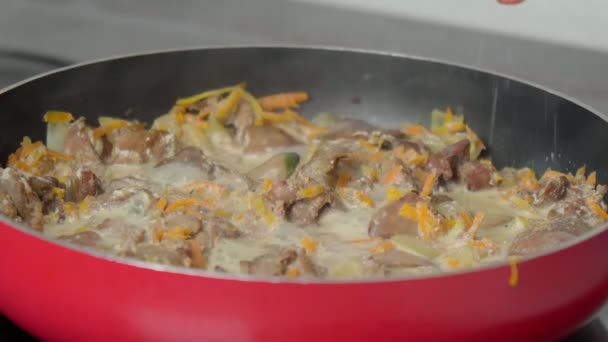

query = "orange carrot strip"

[
  {"left": 165, "top": 198, "right": 214, "bottom": 213},
  {"left": 420, "top": 171, "right": 437, "bottom": 199},
  {"left": 258, "top": 92, "right": 309, "bottom": 111},
  {"left": 383, "top": 166, "right": 402, "bottom": 185},
  {"left": 587, "top": 200, "right": 608, "bottom": 220},
  {"left": 466, "top": 212, "right": 485, "bottom": 239},
  {"left": 189, "top": 240, "right": 207, "bottom": 269},
  {"left": 156, "top": 198, "right": 168, "bottom": 211},
  {"left": 509, "top": 258, "right": 519, "bottom": 287},
  {"left": 401, "top": 124, "right": 428, "bottom": 136},
  {"left": 301, "top": 236, "right": 318, "bottom": 254},
  {"left": 459, "top": 212, "right": 473, "bottom": 228},
  {"left": 370, "top": 241, "right": 395, "bottom": 255}
]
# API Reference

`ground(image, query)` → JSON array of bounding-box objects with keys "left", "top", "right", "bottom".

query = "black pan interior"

[{"left": 0, "top": 47, "right": 606, "bottom": 182}]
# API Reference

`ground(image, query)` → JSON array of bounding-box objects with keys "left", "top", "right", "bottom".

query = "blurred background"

[{"left": 0, "top": 0, "right": 606, "bottom": 340}]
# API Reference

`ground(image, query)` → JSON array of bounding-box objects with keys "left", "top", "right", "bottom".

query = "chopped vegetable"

[
  {"left": 370, "top": 241, "right": 395, "bottom": 254},
  {"left": 165, "top": 198, "right": 214, "bottom": 213},
  {"left": 355, "top": 191, "right": 375, "bottom": 208},
  {"left": 587, "top": 171, "right": 597, "bottom": 187},
  {"left": 587, "top": 200, "right": 608, "bottom": 220},
  {"left": 248, "top": 152, "right": 300, "bottom": 181},
  {"left": 301, "top": 236, "right": 318, "bottom": 254},
  {"left": 416, "top": 201, "right": 440, "bottom": 240},
  {"left": 258, "top": 92, "right": 309, "bottom": 111},
  {"left": 215, "top": 87, "right": 244, "bottom": 122},
  {"left": 402, "top": 124, "right": 428, "bottom": 136},
  {"left": 466, "top": 212, "right": 485, "bottom": 240},
  {"left": 420, "top": 171, "right": 437, "bottom": 199},
  {"left": 386, "top": 188, "right": 404, "bottom": 203},
  {"left": 509, "top": 258, "right": 519, "bottom": 287},
  {"left": 399, "top": 203, "right": 418, "bottom": 220},
  {"left": 382, "top": 166, "right": 402, "bottom": 185},
  {"left": 44, "top": 111, "right": 74, "bottom": 152},
  {"left": 297, "top": 184, "right": 324, "bottom": 199},
  {"left": 391, "top": 234, "right": 438, "bottom": 259},
  {"left": 189, "top": 240, "right": 207, "bottom": 269},
  {"left": 176, "top": 82, "right": 245, "bottom": 106}
]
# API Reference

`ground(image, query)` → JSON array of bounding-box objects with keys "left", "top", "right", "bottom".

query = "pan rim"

[{"left": 0, "top": 44, "right": 606, "bottom": 285}]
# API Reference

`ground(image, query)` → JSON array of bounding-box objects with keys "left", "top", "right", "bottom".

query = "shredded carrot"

[
  {"left": 420, "top": 171, "right": 437, "bottom": 199},
  {"left": 215, "top": 87, "right": 244, "bottom": 122},
  {"left": 466, "top": 212, "right": 485, "bottom": 239},
  {"left": 261, "top": 111, "right": 295, "bottom": 124},
  {"left": 386, "top": 188, "right": 404, "bottom": 203},
  {"left": 395, "top": 147, "right": 428, "bottom": 166},
  {"left": 176, "top": 82, "right": 245, "bottom": 106},
  {"left": 446, "top": 257, "right": 460, "bottom": 269},
  {"left": 355, "top": 191, "right": 375, "bottom": 208},
  {"left": 165, "top": 198, "right": 214, "bottom": 213},
  {"left": 262, "top": 179, "right": 273, "bottom": 193},
  {"left": 44, "top": 111, "right": 74, "bottom": 124},
  {"left": 517, "top": 168, "right": 539, "bottom": 190},
  {"left": 370, "top": 241, "right": 395, "bottom": 255},
  {"left": 459, "top": 212, "right": 473, "bottom": 228},
  {"left": 336, "top": 171, "right": 351, "bottom": 188},
  {"left": 416, "top": 201, "right": 440, "bottom": 240},
  {"left": 156, "top": 197, "right": 168, "bottom": 211},
  {"left": 163, "top": 226, "right": 193, "bottom": 240},
  {"left": 576, "top": 165, "right": 587, "bottom": 178},
  {"left": 250, "top": 195, "right": 276, "bottom": 225},
  {"left": 509, "top": 258, "right": 519, "bottom": 287},
  {"left": 587, "top": 200, "right": 608, "bottom": 220},
  {"left": 197, "top": 107, "right": 212, "bottom": 120},
  {"left": 93, "top": 120, "right": 131, "bottom": 138},
  {"left": 587, "top": 171, "right": 597, "bottom": 187},
  {"left": 258, "top": 92, "right": 309, "bottom": 111},
  {"left": 468, "top": 238, "right": 497, "bottom": 250},
  {"left": 401, "top": 124, "right": 427, "bottom": 136},
  {"left": 46, "top": 149, "right": 73, "bottom": 161},
  {"left": 297, "top": 184, "right": 324, "bottom": 199},
  {"left": 286, "top": 267, "right": 300, "bottom": 278},
  {"left": 188, "top": 240, "right": 207, "bottom": 269},
  {"left": 383, "top": 166, "right": 402, "bottom": 185},
  {"left": 399, "top": 203, "right": 418, "bottom": 220},
  {"left": 301, "top": 236, "right": 318, "bottom": 254},
  {"left": 21, "top": 141, "right": 43, "bottom": 159},
  {"left": 442, "top": 218, "right": 456, "bottom": 230}
]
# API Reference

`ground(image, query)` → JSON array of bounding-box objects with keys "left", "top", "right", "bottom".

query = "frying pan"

[{"left": 0, "top": 47, "right": 606, "bottom": 341}]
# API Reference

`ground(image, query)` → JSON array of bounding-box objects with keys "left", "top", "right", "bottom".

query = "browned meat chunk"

[
  {"left": 287, "top": 192, "right": 332, "bottom": 226},
  {"left": 509, "top": 217, "right": 591, "bottom": 256},
  {"left": 535, "top": 176, "right": 569, "bottom": 205},
  {"left": 369, "top": 193, "right": 420, "bottom": 238},
  {"left": 427, "top": 139, "right": 469, "bottom": 181},
  {"left": 240, "top": 248, "right": 298, "bottom": 277},
  {"left": 0, "top": 190, "right": 18, "bottom": 219},
  {"left": 156, "top": 146, "right": 251, "bottom": 190},
  {"left": 66, "top": 169, "right": 103, "bottom": 202},
  {"left": 267, "top": 142, "right": 347, "bottom": 225},
  {"left": 110, "top": 127, "right": 176, "bottom": 163},
  {"left": 0, "top": 169, "right": 44, "bottom": 229},
  {"left": 64, "top": 119, "right": 102, "bottom": 166},
  {"left": 459, "top": 161, "right": 492, "bottom": 191},
  {"left": 243, "top": 125, "right": 299, "bottom": 152},
  {"left": 371, "top": 249, "right": 433, "bottom": 268},
  {"left": 509, "top": 230, "right": 574, "bottom": 256},
  {"left": 27, "top": 175, "right": 64, "bottom": 213},
  {"left": 58, "top": 230, "right": 101, "bottom": 247}
]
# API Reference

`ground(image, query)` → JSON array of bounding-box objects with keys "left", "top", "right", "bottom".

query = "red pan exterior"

[{"left": 0, "top": 221, "right": 606, "bottom": 341}]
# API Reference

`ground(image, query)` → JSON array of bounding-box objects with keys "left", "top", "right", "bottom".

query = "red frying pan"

[{"left": 0, "top": 47, "right": 606, "bottom": 341}]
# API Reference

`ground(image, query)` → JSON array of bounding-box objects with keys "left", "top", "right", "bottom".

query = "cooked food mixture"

[{"left": 1, "top": 83, "right": 606, "bottom": 279}]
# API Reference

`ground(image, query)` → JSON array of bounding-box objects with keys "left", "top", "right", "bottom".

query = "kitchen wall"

[{"left": 1, "top": 0, "right": 608, "bottom": 116}]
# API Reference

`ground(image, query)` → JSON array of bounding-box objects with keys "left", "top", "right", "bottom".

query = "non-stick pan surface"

[{"left": 0, "top": 47, "right": 606, "bottom": 341}]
